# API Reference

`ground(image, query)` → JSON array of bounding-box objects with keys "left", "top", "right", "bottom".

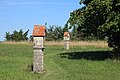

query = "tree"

[
  {"left": 19, "top": 29, "right": 23, "bottom": 40},
  {"left": 63, "top": 23, "right": 69, "bottom": 32},
  {"left": 23, "top": 30, "right": 29, "bottom": 40},
  {"left": 46, "top": 25, "right": 63, "bottom": 41},
  {"left": 53, "top": 26, "right": 63, "bottom": 41},
  {"left": 46, "top": 25, "right": 55, "bottom": 41},
  {"left": 5, "top": 32, "right": 11, "bottom": 41},
  {"left": 66, "top": 0, "right": 120, "bottom": 50},
  {"left": 5, "top": 29, "right": 29, "bottom": 41},
  {"left": 29, "top": 35, "right": 33, "bottom": 41},
  {"left": 13, "top": 30, "right": 19, "bottom": 41}
]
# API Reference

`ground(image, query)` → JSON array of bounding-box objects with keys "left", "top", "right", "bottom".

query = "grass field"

[{"left": 0, "top": 41, "right": 120, "bottom": 80}]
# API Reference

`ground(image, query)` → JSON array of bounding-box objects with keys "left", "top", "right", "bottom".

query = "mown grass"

[{"left": 0, "top": 42, "right": 120, "bottom": 80}]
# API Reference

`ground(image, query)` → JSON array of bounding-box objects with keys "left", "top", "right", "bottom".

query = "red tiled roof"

[
  {"left": 64, "top": 32, "right": 70, "bottom": 37},
  {"left": 33, "top": 25, "right": 46, "bottom": 37}
]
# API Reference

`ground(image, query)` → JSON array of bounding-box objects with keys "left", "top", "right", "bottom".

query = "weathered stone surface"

[
  {"left": 33, "top": 37, "right": 44, "bottom": 48},
  {"left": 64, "top": 41, "right": 69, "bottom": 50},
  {"left": 33, "top": 49, "right": 44, "bottom": 73},
  {"left": 64, "top": 37, "right": 70, "bottom": 41},
  {"left": 33, "top": 37, "right": 44, "bottom": 73}
]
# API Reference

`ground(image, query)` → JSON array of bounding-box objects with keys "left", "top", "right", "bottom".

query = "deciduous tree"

[{"left": 66, "top": 0, "right": 120, "bottom": 50}]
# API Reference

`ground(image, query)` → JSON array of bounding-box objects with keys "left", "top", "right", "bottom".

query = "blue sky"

[{"left": 0, "top": 0, "right": 84, "bottom": 41}]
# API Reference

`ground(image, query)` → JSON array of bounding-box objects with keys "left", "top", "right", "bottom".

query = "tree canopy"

[{"left": 66, "top": 0, "right": 120, "bottom": 50}]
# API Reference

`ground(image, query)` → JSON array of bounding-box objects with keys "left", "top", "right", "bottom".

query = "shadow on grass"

[{"left": 60, "top": 51, "right": 120, "bottom": 61}]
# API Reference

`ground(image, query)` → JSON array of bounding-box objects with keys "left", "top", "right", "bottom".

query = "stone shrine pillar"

[
  {"left": 32, "top": 25, "right": 46, "bottom": 73},
  {"left": 64, "top": 32, "right": 70, "bottom": 50}
]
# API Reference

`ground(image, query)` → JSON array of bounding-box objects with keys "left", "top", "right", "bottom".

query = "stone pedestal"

[
  {"left": 33, "top": 37, "right": 44, "bottom": 73},
  {"left": 33, "top": 25, "right": 46, "bottom": 73},
  {"left": 64, "top": 32, "right": 70, "bottom": 50},
  {"left": 33, "top": 48, "right": 44, "bottom": 73},
  {"left": 64, "top": 40, "right": 69, "bottom": 50}
]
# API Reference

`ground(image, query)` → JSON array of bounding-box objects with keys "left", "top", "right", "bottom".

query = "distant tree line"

[
  {"left": 5, "top": 24, "right": 104, "bottom": 42},
  {"left": 5, "top": 22, "right": 111, "bottom": 42},
  {"left": 5, "top": 29, "right": 29, "bottom": 41},
  {"left": 46, "top": 25, "right": 63, "bottom": 41},
  {"left": 45, "top": 25, "right": 87, "bottom": 41}
]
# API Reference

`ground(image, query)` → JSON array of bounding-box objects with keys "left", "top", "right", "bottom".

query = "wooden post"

[
  {"left": 64, "top": 32, "right": 70, "bottom": 50},
  {"left": 33, "top": 25, "right": 46, "bottom": 73}
]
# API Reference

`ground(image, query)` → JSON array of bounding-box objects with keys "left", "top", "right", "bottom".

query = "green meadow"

[{"left": 0, "top": 42, "right": 120, "bottom": 80}]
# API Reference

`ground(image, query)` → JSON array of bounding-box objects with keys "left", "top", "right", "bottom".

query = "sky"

[{"left": 0, "top": 0, "right": 84, "bottom": 41}]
